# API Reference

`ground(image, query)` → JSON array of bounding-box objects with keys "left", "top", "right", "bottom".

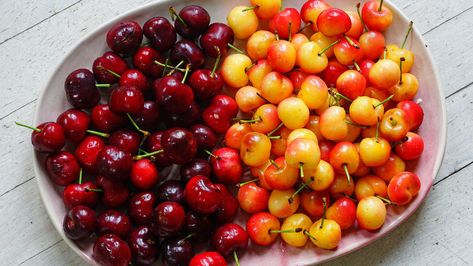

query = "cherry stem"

[
  {"left": 126, "top": 113, "right": 150, "bottom": 136},
  {"left": 138, "top": 148, "right": 148, "bottom": 155},
  {"left": 178, "top": 234, "right": 194, "bottom": 244},
  {"left": 289, "top": 175, "right": 312, "bottom": 204},
  {"left": 78, "top": 168, "right": 83, "bottom": 184},
  {"left": 233, "top": 250, "right": 240, "bottom": 266},
  {"left": 269, "top": 159, "right": 281, "bottom": 170},
  {"left": 96, "top": 66, "right": 121, "bottom": 78},
  {"left": 242, "top": 6, "right": 257, "bottom": 12},
  {"left": 238, "top": 116, "right": 262, "bottom": 124},
  {"left": 133, "top": 150, "right": 163, "bottom": 160},
  {"left": 15, "top": 122, "right": 41, "bottom": 132},
  {"left": 343, "top": 164, "right": 351, "bottom": 184},
  {"left": 181, "top": 64, "right": 191, "bottom": 83},
  {"left": 401, "top": 21, "right": 414, "bottom": 49},
  {"left": 85, "top": 188, "right": 103, "bottom": 193},
  {"left": 169, "top": 7, "right": 187, "bottom": 26},
  {"left": 378, "top": 0, "right": 384, "bottom": 12},
  {"left": 86, "top": 129, "right": 110, "bottom": 138},
  {"left": 162, "top": 58, "right": 170, "bottom": 77},
  {"left": 210, "top": 46, "right": 221, "bottom": 78},
  {"left": 320, "top": 197, "right": 327, "bottom": 229},
  {"left": 204, "top": 149, "right": 219, "bottom": 159},
  {"left": 344, "top": 120, "right": 368, "bottom": 128},
  {"left": 236, "top": 178, "right": 259, "bottom": 187},
  {"left": 343, "top": 34, "right": 360, "bottom": 49},
  {"left": 330, "top": 89, "right": 353, "bottom": 102},
  {"left": 96, "top": 83, "right": 111, "bottom": 88},
  {"left": 256, "top": 93, "right": 270, "bottom": 103},
  {"left": 304, "top": 230, "right": 317, "bottom": 241},
  {"left": 274, "top": 30, "right": 280, "bottom": 41},
  {"left": 167, "top": 60, "right": 185, "bottom": 76},
  {"left": 298, "top": 22, "right": 312, "bottom": 33},
  {"left": 267, "top": 122, "right": 284, "bottom": 137},
  {"left": 373, "top": 94, "right": 394, "bottom": 108},
  {"left": 376, "top": 195, "right": 396, "bottom": 205},
  {"left": 268, "top": 135, "right": 281, "bottom": 140},
  {"left": 270, "top": 228, "right": 303, "bottom": 234},
  {"left": 288, "top": 22, "right": 293, "bottom": 41},
  {"left": 375, "top": 117, "right": 380, "bottom": 142},
  {"left": 227, "top": 43, "right": 244, "bottom": 54},
  {"left": 155, "top": 60, "right": 186, "bottom": 72},
  {"left": 299, "top": 163, "right": 304, "bottom": 179},
  {"left": 245, "top": 63, "right": 255, "bottom": 72},
  {"left": 353, "top": 61, "right": 361, "bottom": 72},
  {"left": 356, "top": 3, "right": 369, "bottom": 32},
  {"left": 383, "top": 47, "right": 387, "bottom": 60},
  {"left": 399, "top": 57, "right": 405, "bottom": 84},
  {"left": 318, "top": 39, "right": 340, "bottom": 56}
]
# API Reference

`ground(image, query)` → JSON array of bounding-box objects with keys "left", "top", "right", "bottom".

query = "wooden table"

[{"left": 1, "top": 0, "right": 472, "bottom": 265}]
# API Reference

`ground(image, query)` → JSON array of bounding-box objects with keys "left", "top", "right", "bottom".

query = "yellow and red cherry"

[
  {"left": 249, "top": 104, "right": 281, "bottom": 134},
  {"left": 359, "top": 60, "right": 375, "bottom": 86},
  {"left": 329, "top": 174, "right": 355, "bottom": 199},
  {"left": 250, "top": 161, "right": 273, "bottom": 190},
  {"left": 264, "top": 157, "right": 299, "bottom": 190},
  {"left": 300, "top": 0, "right": 331, "bottom": 32},
  {"left": 329, "top": 142, "right": 360, "bottom": 184},
  {"left": 396, "top": 100, "right": 424, "bottom": 131},
  {"left": 285, "top": 138, "right": 321, "bottom": 170},
  {"left": 221, "top": 53, "right": 253, "bottom": 88},
  {"left": 270, "top": 124, "right": 291, "bottom": 156},
  {"left": 340, "top": 115, "right": 362, "bottom": 142},
  {"left": 305, "top": 115, "right": 325, "bottom": 142},
  {"left": 359, "top": 136, "right": 391, "bottom": 167},
  {"left": 225, "top": 123, "right": 252, "bottom": 150},
  {"left": 267, "top": 40, "right": 297, "bottom": 73},
  {"left": 352, "top": 143, "right": 370, "bottom": 177},
  {"left": 326, "top": 197, "right": 356, "bottom": 230},
  {"left": 345, "top": 11, "right": 363, "bottom": 39},
  {"left": 333, "top": 38, "right": 364, "bottom": 66},
  {"left": 269, "top": 8, "right": 302, "bottom": 40},
  {"left": 289, "top": 69, "right": 310, "bottom": 92},
  {"left": 291, "top": 33, "right": 309, "bottom": 51},
  {"left": 359, "top": 31, "right": 385, "bottom": 60},
  {"left": 296, "top": 42, "right": 329, "bottom": 74},
  {"left": 387, "top": 171, "right": 421, "bottom": 205},
  {"left": 301, "top": 190, "right": 330, "bottom": 219},
  {"left": 322, "top": 59, "right": 348, "bottom": 87},
  {"left": 307, "top": 218, "right": 341, "bottom": 250},
  {"left": 249, "top": 0, "right": 282, "bottom": 20},
  {"left": 297, "top": 75, "right": 329, "bottom": 109},
  {"left": 387, "top": 21, "right": 415, "bottom": 72},
  {"left": 362, "top": 0, "right": 393, "bottom": 32},
  {"left": 395, "top": 132, "right": 424, "bottom": 161},
  {"left": 278, "top": 97, "right": 310, "bottom": 130},
  {"left": 227, "top": 6, "right": 259, "bottom": 39},
  {"left": 317, "top": 8, "right": 352, "bottom": 37},
  {"left": 247, "top": 30, "right": 276, "bottom": 61},
  {"left": 246, "top": 212, "right": 281, "bottom": 246},
  {"left": 369, "top": 58, "right": 400, "bottom": 90},
  {"left": 390, "top": 71, "right": 419, "bottom": 101},
  {"left": 336, "top": 70, "right": 366, "bottom": 100},
  {"left": 379, "top": 108, "right": 409, "bottom": 141},
  {"left": 268, "top": 189, "right": 300, "bottom": 218},
  {"left": 319, "top": 106, "right": 348, "bottom": 141},
  {"left": 356, "top": 196, "right": 387, "bottom": 230},
  {"left": 235, "top": 86, "right": 266, "bottom": 113},
  {"left": 287, "top": 128, "right": 318, "bottom": 144},
  {"left": 280, "top": 213, "right": 312, "bottom": 247},
  {"left": 237, "top": 182, "right": 270, "bottom": 214},
  {"left": 302, "top": 160, "right": 335, "bottom": 191},
  {"left": 248, "top": 59, "right": 273, "bottom": 90},
  {"left": 354, "top": 175, "right": 388, "bottom": 201},
  {"left": 373, "top": 152, "right": 406, "bottom": 182},
  {"left": 240, "top": 132, "right": 272, "bottom": 167},
  {"left": 349, "top": 96, "right": 384, "bottom": 126},
  {"left": 310, "top": 32, "right": 338, "bottom": 58},
  {"left": 260, "top": 72, "right": 294, "bottom": 104}
]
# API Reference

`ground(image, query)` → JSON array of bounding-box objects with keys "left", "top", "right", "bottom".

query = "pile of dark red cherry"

[{"left": 23, "top": 4, "right": 244, "bottom": 266}]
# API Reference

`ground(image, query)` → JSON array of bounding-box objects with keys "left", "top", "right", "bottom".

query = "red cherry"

[
  {"left": 336, "top": 70, "right": 366, "bottom": 100},
  {"left": 189, "top": 69, "right": 224, "bottom": 101},
  {"left": 28, "top": 122, "right": 65, "bottom": 153},
  {"left": 322, "top": 60, "right": 348, "bottom": 88},
  {"left": 317, "top": 8, "right": 352, "bottom": 37},
  {"left": 161, "top": 127, "right": 197, "bottom": 165},
  {"left": 131, "top": 159, "right": 159, "bottom": 190},
  {"left": 97, "top": 210, "right": 132, "bottom": 239},
  {"left": 190, "top": 252, "right": 227, "bottom": 266},
  {"left": 128, "top": 191, "right": 157, "bottom": 226},
  {"left": 63, "top": 205, "right": 97, "bottom": 240},
  {"left": 269, "top": 8, "right": 302, "bottom": 40},
  {"left": 56, "top": 109, "right": 91, "bottom": 143},
  {"left": 203, "top": 95, "right": 238, "bottom": 134},
  {"left": 319, "top": 140, "right": 335, "bottom": 162},
  {"left": 143, "top": 16, "right": 177, "bottom": 53},
  {"left": 119, "top": 69, "right": 149, "bottom": 92},
  {"left": 131, "top": 101, "right": 160, "bottom": 131},
  {"left": 214, "top": 185, "right": 239, "bottom": 224},
  {"left": 146, "top": 131, "right": 172, "bottom": 167},
  {"left": 326, "top": 197, "right": 356, "bottom": 230},
  {"left": 180, "top": 158, "right": 212, "bottom": 183},
  {"left": 109, "top": 129, "right": 141, "bottom": 155},
  {"left": 90, "top": 104, "right": 126, "bottom": 133},
  {"left": 211, "top": 223, "right": 248, "bottom": 256},
  {"left": 210, "top": 147, "right": 244, "bottom": 184},
  {"left": 200, "top": 23, "right": 235, "bottom": 57},
  {"left": 109, "top": 85, "right": 144, "bottom": 115},
  {"left": 96, "top": 175, "right": 129, "bottom": 208},
  {"left": 154, "top": 201, "right": 186, "bottom": 237},
  {"left": 154, "top": 76, "right": 195, "bottom": 114},
  {"left": 74, "top": 135, "right": 105, "bottom": 173},
  {"left": 128, "top": 226, "right": 158, "bottom": 265},
  {"left": 63, "top": 181, "right": 100, "bottom": 209},
  {"left": 358, "top": 59, "right": 375, "bottom": 85},
  {"left": 106, "top": 21, "right": 143, "bottom": 55},
  {"left": 133, "top": 46, "right": 165, "bottom": 78},
  {"left": 93, "top": 51, "right": 128, "bottom": 84},
  {"left": 45, "top": 151, "right": 80, "bottom": 186},
  {"left": 237, "top": 182, "right": 270, "bottom": 214},
  {"left": 93, "top": 234, "right": 132, "bottom": 266},
  {"left": 184, "top": 175, "right": 222, "bottom": 214},
  {"left": 395, "top": 132, "right": 424, "bottom": 161},
  {"left": 96, "top": 146, "right": 133, "bottom": 181},
  {"left": 396, "top": 100, "right": 424, "bottom": 131}
]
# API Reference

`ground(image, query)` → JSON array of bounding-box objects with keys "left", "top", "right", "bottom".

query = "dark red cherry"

[
  {"left": 45, "top": 151, "right": 80, "bottom": 186},
  {"left": 180, "top": 158, "right": 212, "bottom": 183},
  {"left": 128, "top": 226, "right": 158, "bottom": 266},
  {"left": 154, "top": 201, "right": 186, "bottom": 237},
  {"left": 30, "top": 122, "right": 65, "bottom": 153},
  {"left": 93, "top": 51, "right": 128, "bottom": 84},
  {"left": 211, "top": 223, "right": 248, "bottom": 256},
  {"left": 109, "top": 85, "right": 144, "bottom": 115},
  {"left": 359, "top": 59, "right": 375, "bottom": 86},
  {"left": 322, "top": 60, "right": 349, "bottom": 88},
  {"left": 200, "top": 23, "right": 234, "bottom": 57},
  {"left": 161, "top": 127, "right": 197, "bottom": 165},
  {"left": 74, "top": 135, "right": 105, "bottom": 173},
  {"left": 184, "top": 211, "right": 214, "bottom": 240},
  {"left": 96, "top": 146, "right": 133, "bottom": 181},
  {"left": 129, "top": 191, "right": 157, "bottom": 226},
  {"left": 189, "top": 252, "right": 227, "bottom": 266},
  {"left": 170, "top": 40, "right": 205, "bottom": 70},
  {"left": 106, "top": 21, "right": 143, "bottom": 55},
  {"left": 161, "top": 236, "right": 195, "bottom": 266},
  {"left": 189, "top": 124, "right": 217, "bottom": 151},
  {"left": 63, "top": 205, "right": 97, "bottom": 240},
  {"left": 157, "top": 180, "right": 185, "bottom": 205},
  {"left": 93, "top": 233, "right": 132, "bottom": 266},
  {"left": 133, "top": 46, "right": 165, "bottom": 78},
  {"left": 119, "top": 69, "right": 149, "bottom": 92},
  {"left": 64, "top": 69, "right": 101, "bottom": 109},
  {"left": 96, "top": 175, "right": 130, "bottom": 208},
  {"left": 154, "top": 76, "right": 194, "bottom": 114},
  {"left": 184, "top": 175, "right": 221, "bottom": 214},
  {"left": 202, "top": 95, "right": 238, "bottom": 134},
  {"left": 56, "top": 109, "right": 91, "bottom": 142},
  {"left": 143, "top": 16, "right": 177, "bottom": 53},
  {"left": 131, "top": 159, "right": 159, "bottom": 190},
  {"left": 91, "top": 104, "right": 126, "bottom": 133},
  {"left": 214, "top": 187, "right": 239, "bottom": 224},
  {"left": 146, "top": 131, "right": 172, "bottom": 167},
  {"left": 109, "top": 129, "right": 141, "bottom": 155},
  {"left": 63, "top": 181, "right": 100, "bottom": 209},
  {"left": 173, "top": 5, "right": 210, "bottom": 39},
  {"left": 188, "top": 69, "right": 224, "bottom": 101},
  {"left": 132, "top": 101, "right": 160, "bottom": 131},
  {"left": 97, "top": 210, "right": 132, "bottom": 239},
  {"left": 163, "top": 101, "right": 201, "bottom": 128}
]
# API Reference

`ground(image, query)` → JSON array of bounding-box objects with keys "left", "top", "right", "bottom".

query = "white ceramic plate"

[{"left": 33, "top": 0, "right": 447, "bottom": 265}]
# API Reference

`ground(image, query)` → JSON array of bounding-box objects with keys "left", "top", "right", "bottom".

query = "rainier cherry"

[
  {"left": 316, "top": 8, "right": 351, "bottom": 37},
  {"left": 227, "top": 6, "right": 258, "bottom": 39},
  {"left": 387, "top": 171, "right": 421, "bottom": 205},
  {"left": 356, "top": 196, "right": 386, "bottom": 230}
]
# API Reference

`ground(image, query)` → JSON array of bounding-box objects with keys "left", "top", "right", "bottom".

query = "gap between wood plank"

[
  {"left": 0, "top": 99, "right": 36, "bottom": 121},
  {"left": 18, "top": 239, "right": 63, "bottom": 265},
  {"left": 433, "top": 160, "right": 473, "bottom": 186},
  {"left": 0, "top": 176, "right": 35, "bottom": 198}
]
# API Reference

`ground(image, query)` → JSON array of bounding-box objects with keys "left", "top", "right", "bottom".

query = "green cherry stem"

[
  {"left": 96, "top": 66, "right": 121, "bottom": 78},
  {"left": 304, "top": 230, "right": 317, "bottom": 241},
  {"left": 78, "top": 168, "right": 83, "bottom": 184},
  {"left": 204, "top": 149, "right": 220, "bottom": 160},
  {"left": 236, "top": 178, "right": 259, "bottom": 187},
  {"left": 268, "top": 135, "right": 281, "bottom": 140},
  {"left": 378, "top": 0, "right": 384, "bottom": 12},
  {"left": 376, "top": 195, "right": 396, "bottom": 205},
  {"left": 375, "top": 117, "right": 380, "bottom": 142},
  {"left": 267, "top": 122, "right": 284, "bottom": 137},
  {"left": 15, "top": 122, "right": 41, "bottom": 132},
  {"left": 238, "top": 116, "right": 262, "bottom": 124},
  {"left": 298, "top": 22, "right": 312, "bottom": 33},
  {"left": 399, "top": 57, "right": 406, "bottom": 84},
  {"left": 96, "top": 84, "right": 111, "bottom": 88},
  {"left": 288, "top": 22, "right": 293, "bottom": 42},
  {"left": 269, "top": 159, "right": 281, "bottom": 170},
  {"left": 383, "top": 47, "right": 387, "bottom": 60},
  {"left": 227, "top": 43, "right": 245, "bottom": 54},
  {"left": 330, "top": 89, "right": 353, "bottom": 102},
  {"left": 233, "top": 251, "right": 240, "bottom": 266},
  {"left": 181, "top": 64, "right": 191, "bottom": 83},
  {"left": 343, "top": 34, "right": 360, "bottom": 49},
  {"left": 401, "top": 21, "right": 414, "bottom": 49},
  {"left": 299, "top": 163, "right": 304, "bottom": 179},
  {"left": 162, "top": 58, "right": 170, "bottom": 77},
  {"left": 373, "top": 94, "right": 394, "bottom": 108},
  {"left": 169, "top": 7, "right": 187, "bottom": 26},
  {"left": 270, "top": 228, "right": 303, "bottom": 234},
  {"left": 242, "top": 6, "right": 257, "bottom": 12},
  {"left": 133, "top": 150, "right": 163, "bottom": 160},
  {"left": 210, "top": 46, "right": 221, "bottom": 78},
  {"left": 318, "top": 39, "right": 340, "bottom": 56},
  {"left": 353, "top": 60, "right": 361, "bottom": 72},
  {"left": 288, "top": 173, "right": 313, "bottom": 204},
  {"left": 356, "top": 3, "right": 369, "bottom": 32},
  {"left": 256, "top": 92, "right": 270, "bottom": 103},
  {"left": 166, "top": 60, "right": 185, "bottom": 76},
  {"left": 86, "top": 129, "right": 110, "bottom": 138},
  {"left": 320, "top": 197, "right": 327, "bottom": 229},
  {"left": 155, "top": 60, "right": 186, "bottom": 72},
  {"left": 343, "top": 164, "right": 351, "bottom": 184},
  {"left": 85, "top": 188, "right": 103, "bottom": 193},
  {"left": 344, "top": 119, "right": 368, "bottom": 128},
  {"left": 126, "top": 113, "right": 150, "bottom": 137}
]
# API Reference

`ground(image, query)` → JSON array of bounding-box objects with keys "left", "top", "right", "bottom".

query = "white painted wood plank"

[
  {"left": 0, "top": 0, "right": 79, "bottom": 44},
  {"left": 20, "top": 240, "right": 85, "bottom": 266}
]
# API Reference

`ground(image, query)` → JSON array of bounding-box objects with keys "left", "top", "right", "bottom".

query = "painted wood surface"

[{"left": 0, "top": 0, "right": 472, "bottom": 265}]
